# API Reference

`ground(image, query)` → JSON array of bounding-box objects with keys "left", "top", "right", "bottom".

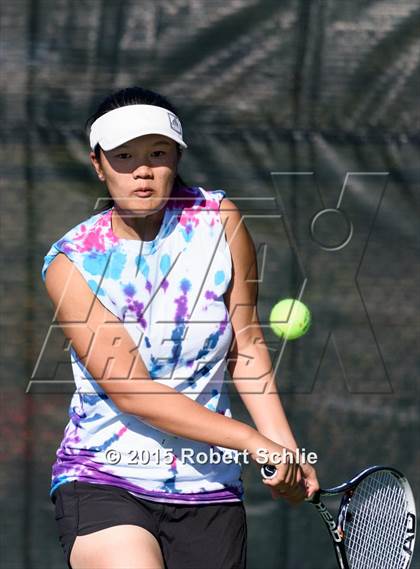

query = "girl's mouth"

[{"left": 133, "top": 189, "right": 153, "bottom": 197}]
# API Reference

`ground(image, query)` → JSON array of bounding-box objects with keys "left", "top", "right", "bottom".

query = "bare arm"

[
  {"left": 44, "top": 252, "right": 288, "bottom": 464},
  {"left": 221, "top": 199, "right": 319, "bottom": 498},
  {"left": 220, "top": 199, "right": 299, "bottom": 449}
]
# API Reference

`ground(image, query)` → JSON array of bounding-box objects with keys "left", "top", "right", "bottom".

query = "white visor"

[{"left": 89, "top": 104, "right": 187, "bottom": 151}]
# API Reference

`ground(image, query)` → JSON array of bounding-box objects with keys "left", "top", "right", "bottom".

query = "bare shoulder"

[
  {"left": 219, "top": 197, "right": 256, "bottom": 256},
  {"left": 44, "top": 253, "right": 112, "bottom": 324},
  {"left": 219, "top": 197, "right": 258, "bottom": 334},
  {"left": 44, "top": 253, "right": 75, "bottom": 301},
  {"left": 45, "top": 253, "right": 84, "bottom": 304},
  {"left": 220, "top": 198, "right": 246, "bottom": 243},
  {"left": 219, "top": 198, "right": 241, "bottom": 227}
]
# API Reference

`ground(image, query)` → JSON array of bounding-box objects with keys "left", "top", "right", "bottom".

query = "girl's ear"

[{"left": 90, "top": 151, "right": 105, "bottom": 181}]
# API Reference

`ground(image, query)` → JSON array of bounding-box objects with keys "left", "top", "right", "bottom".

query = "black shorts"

[{"left": 52, "top": 480, "right": 247, "bottom": 569}]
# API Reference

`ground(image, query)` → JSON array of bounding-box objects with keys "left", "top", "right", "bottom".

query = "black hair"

[{"left": 86, "top": 86, "right": 188, "bottom": 210}]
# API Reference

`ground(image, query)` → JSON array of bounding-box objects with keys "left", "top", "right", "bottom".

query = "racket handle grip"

[
  {"left": 261, "top": 464, "right": 316, "bottom": 502},
  {"left": 261, "top": 464, "right": 277, "bottom": 479}
]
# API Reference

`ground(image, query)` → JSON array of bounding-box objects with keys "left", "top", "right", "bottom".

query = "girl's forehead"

[{"left": 114, "top": 134, "right": 175, "bottom": 150}]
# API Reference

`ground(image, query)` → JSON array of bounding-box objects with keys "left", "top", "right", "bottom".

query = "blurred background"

[{"left": 1, "top": 1, "right": 419, "bottom": 568}]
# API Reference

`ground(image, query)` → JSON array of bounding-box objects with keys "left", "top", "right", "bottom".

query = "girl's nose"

[{"left": 132, "top": 162, "right": 153, "bottom": 179}]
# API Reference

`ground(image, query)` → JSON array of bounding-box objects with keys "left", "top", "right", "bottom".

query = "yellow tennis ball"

[{"left": 269, "top": 299, "right": 311, "bottom": 340}]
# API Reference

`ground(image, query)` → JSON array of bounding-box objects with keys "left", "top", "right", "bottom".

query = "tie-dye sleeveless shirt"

[{"left": 42, "top": 185, "right": 244, "bottom": 504}]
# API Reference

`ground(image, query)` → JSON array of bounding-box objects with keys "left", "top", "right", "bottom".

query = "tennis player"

[{"left": 42, "top": 86, "right": 319, "bottom": 569}]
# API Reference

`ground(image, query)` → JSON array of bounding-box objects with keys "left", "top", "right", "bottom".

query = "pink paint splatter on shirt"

[{"left": 69, "top": 210, "right": 119, "bottom": 253}]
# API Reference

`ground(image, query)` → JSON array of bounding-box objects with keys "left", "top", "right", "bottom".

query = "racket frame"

[{"left": 261, "top": 464, "right": 417, "bottom": 569}]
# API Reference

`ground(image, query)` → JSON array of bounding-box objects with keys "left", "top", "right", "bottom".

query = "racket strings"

[
  {"left": 346, "top": 474, "right": 406, "bottom": 567},
  {"left": 343, "top": 470, "right": 408, "bottom": 569}
]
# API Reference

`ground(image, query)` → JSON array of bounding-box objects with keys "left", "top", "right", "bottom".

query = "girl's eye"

[
  {"left": 115, "top": 153, "right": 131, "bottom": 159},
  {"left": 151, "top": 150, "right": 166, "bottom": 158}
]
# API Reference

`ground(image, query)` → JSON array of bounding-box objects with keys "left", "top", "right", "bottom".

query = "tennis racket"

[{"left": 261, "top": 464, "right": 416, "bottom": 569}]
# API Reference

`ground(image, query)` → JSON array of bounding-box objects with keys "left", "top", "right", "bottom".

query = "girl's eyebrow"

[{"left": 114, "top": 139, "right": 171, "bottom": 150}]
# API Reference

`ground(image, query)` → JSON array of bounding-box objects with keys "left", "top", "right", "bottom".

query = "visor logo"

[{"left": 168, "top": 112, "right": 182, "bottom": 136}]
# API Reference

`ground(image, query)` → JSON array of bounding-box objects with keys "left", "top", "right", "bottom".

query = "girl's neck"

[{"left": 111, "top": 206, "right": 166, "bottom": 242}]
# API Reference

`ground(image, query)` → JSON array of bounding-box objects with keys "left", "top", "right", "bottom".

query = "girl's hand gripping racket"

[{"left": 261, "top": 464, "right": 416, "bottom": 569}]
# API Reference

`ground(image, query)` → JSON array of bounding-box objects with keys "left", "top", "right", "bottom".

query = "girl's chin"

[{"left": 114, "top": 198, "right": 166, "bottom": 216}]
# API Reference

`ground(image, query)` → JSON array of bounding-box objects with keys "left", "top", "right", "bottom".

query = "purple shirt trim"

[{"left": 50, "top": 473, "right": 243, "bottom": 504}]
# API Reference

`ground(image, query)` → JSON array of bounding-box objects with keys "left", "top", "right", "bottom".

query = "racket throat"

[{"left": 314, "top": 501, "right": 344, "bottom": 544}]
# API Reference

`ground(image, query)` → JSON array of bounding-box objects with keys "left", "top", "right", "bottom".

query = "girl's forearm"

[
  {"left": 117, "top": 380, "right": 286, "bottom": 462},
  {"left": 78, "top": 315, "right": 289, "bottom": 463},
  {"left": 235, "top": 386, "right": 299, "bottom": 450},
  {"left": 228, "top": 339, "right": 300, "bottom": 450}
]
